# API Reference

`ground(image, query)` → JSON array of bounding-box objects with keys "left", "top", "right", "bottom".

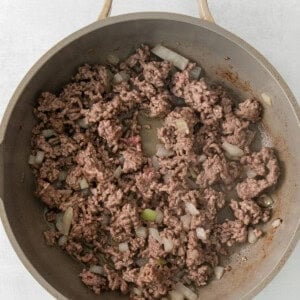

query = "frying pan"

[{"left": 0, "top": 0, "right": 299, "bottom": 299}]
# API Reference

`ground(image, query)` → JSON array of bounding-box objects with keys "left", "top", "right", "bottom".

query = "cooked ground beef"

[{"left": 29, "top": 44, "right": 280, "bottom": 299}]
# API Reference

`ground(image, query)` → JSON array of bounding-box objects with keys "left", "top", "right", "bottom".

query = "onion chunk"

[
  {"left": 222, "top": 141, "right": 244, "bottom": 158},
  {"left": 175, "top": 283, "right": 197, "bottom": 300},
  {"left": 151, "top": 44, "right": 189, "bottom": 70}
]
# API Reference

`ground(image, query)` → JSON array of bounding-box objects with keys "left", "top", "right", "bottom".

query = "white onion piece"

[
  {"left": 156, "top": 143, "right": 174, "bottom": 158},
  {"left": 186, "top": 178, "right": 199, "bottom": 190},
  {"left": 89, "top": 265, "right": 105, "bottom": 275},
  {"left": 174, "top": 283, "right": 197, "bottom": 300},
  {"left": 151, "top": 45, "right": 189, "bottom": 71},
  {"left": 196, "top": 227, "right": 207, "bottom": 242},
  {"left": 35, "top": 151, "right": 45, "bottom": 164},
  {"left": 246, "top": 169, "right": 257, "bottom": 179},
  {"left": 135, "top": 226, "right": 147, "bottom": 238},
  {"left": 77, "top": 118, "right": 89, "bottom": 129},
  {"left": 261, "top": 93, "right": 272, "bottom": 106},
  {"left": 272, "top": 218, "right": 282, "bottom": 228},
  {"left": 189, "top": 66, "right": 202, "bottom": 80},
  {"left": 185, "top": 202, "right": 199, "bottom": 216},
  {"left": 248, "top": 227, "right": 258, "bottom": 244},
  {"left": 58, "top": 171, "right": 68, "bottom": 181},
  {"left": 79, "top": 177, "right": 89, "bottom": 190},
  {"left": 175, "top": 119, "right": 189, "bottom": 134},
  {"left": 42, "top": 129, "right": 55, "bottom": 138},
  {"left": 198, "top": 154, "right": 207, "bottom": 163},
  {"left": 163, "top": 172, "right": 172, "bottom": 183},
  {"left": 133, "top": 287, "right": 142, "bottom": 296},
  {"left": 155, "top": 209, "right": 163, "bottom": 224},
  {"left": 180, "top": 214, "right": 191, "bottom": 230},
  {"left": 28, "top": 155, "right": 36, "bottom": 165},
  {"left": 214, "top": 266, "right": 225, "bottom": 280},
  {"left": 55, "top": 213, "right": 63, "bottom": 232},
  {"left": 114, "top": 166, "right": 122, "bottom": 178},
  {"left": 151, "top": 156, "right": 160, "bottom": 170},
  {"left": 136, "top": 258, "right": 148, "bottom": 267},
  {"left": 58, "top": 235, "right": 68, "bottom": 247},
  {"left": 107, "top": 53, "right": 120, "bottom": 65},
  {"left": 162, "top": 237, "right": 173, "bottom": 252},
  {"left": 119, "top": 242, "right": 129, "bottom": 252},
  {"left": 221, "top": 141, "right": 244, "bottom": 158},
  {"left": 149, "top": 228, "right": 162, "bottom": 243},
  {"left": 114, "top": 71, "right": 130, "bottom": 83},
  {"left": 169, "top": 290, "right": 184, "bottom": 300},
  {"left": 61, "top": 207, "right": 73, "bottom": 236}
]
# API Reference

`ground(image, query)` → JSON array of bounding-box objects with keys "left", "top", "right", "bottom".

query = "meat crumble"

[{"left": 29, "top": 44, "right": 280, "bottom": 299}]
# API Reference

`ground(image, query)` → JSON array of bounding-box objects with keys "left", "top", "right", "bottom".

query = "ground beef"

[{"left": 29, "top": 45, "right": 281, "bottom": 299}]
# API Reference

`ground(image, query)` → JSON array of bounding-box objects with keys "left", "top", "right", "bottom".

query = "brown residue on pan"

[{"left": 216, "top": 67, "right": 253, "bottom": 94}]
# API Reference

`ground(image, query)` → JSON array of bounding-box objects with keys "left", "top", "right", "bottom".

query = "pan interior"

[{"left": 1, "top": 14, "right": 299, "bottom": 300}]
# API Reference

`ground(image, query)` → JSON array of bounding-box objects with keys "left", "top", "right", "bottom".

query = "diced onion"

[
  {"left": 58, "top": 171, "right": 68, "bottom": 181},
  {"left": 151, "top": 45, "right": 189, "bottom": 71},
  {"left": 141, "top": 209, "right": 157, "bottom": 222},
  {"left": 89, "top": 265, "right": 105, "bottom": 275},
  {"left": 149, "top": 228, "right": 162, "bottom": 243},
  {"left": 107, "top": 53, "right": 120, "bottom": 65},
  {"left": 77, "top": 118, "right": 89, "bottom": 129},
  {"left": 79, "top": 177, "right": 89, "bottom": 190},
  {"left": 155, "top": 209, "right": 163, "bottom": 224},
  {"left": 189, "top": 66, "right": 202, "bottom": 80},
  {"left": 175, "top": 119, "right": 189, "bottom": 134},
  {"left": 261, "top": 93, "right": 272, "bottom": 106},
  {"left": 135, "top": 226, "right": 147, "bottom": 238},
  {"left": 156, "top": 143, "right": 174, "bottom": 158},
  {"left": 42, "top": 129, "right": 55, "bottom": 138},
  {"left": 28, "top": 155, "right": 36, "bottom": 165},
  {"left": 163, "top": 172, "right": 172, "bottom": 183},
  {"left": 185, "top": 178, "right": 199, "bottom": 190},
  {"left": 180, "top": 214, "right": 191, "bottom": 230},
  {"left": 58, "top": 235, "right": 68, "bottom": 247},
  {"left": 248, "top": 227, "right": 258, "bottom": 244},
  {"left": 221, "top": 141, "right": 244, "bottom": 158},
  {"left": 246, "top": 169, "right": 257, "bottom": 179},
  {"left": 61, "top": 207, "right": 73, "bottom": 236},
  {"left": 196, "top": 227, "right": 207, "bottom": 242},
  {"left": 198, "top": 154, "right": 207, "bottom": 163},
  {"left": 174, "top": 283, "right": 197, "bottom": 300},
  {"left": 272, "top": 218, "right": 282, "bottom": 228},
  {"left": 151, "top": 156, "right": 160, "bottom": 170},
  {"left": 35, "top": 151, "right": 45, "bottom": 164},
  {"left": 55, "top": 213, "right": 63, "bottom": 232},
  {"left": 119, "top": 242, "right": 129, "bottom": 252},
  {"left": 214, "top": 266, "right": 225, "bottom": 280},
  {"left": 136, "top": 258, "right": 148, "bottom": 267},
  {"left": 162, "top": 237, "right": 173, "bottom": 252},
  {"left": 185, "top": 202, "right": 199, "bottom": 216},
  {"left": 114, "top": 165, "right": 122, "bottom": 178},
  {"left": 133, "top": 287, "right": 142, "bottom": 296},
  {"left": 258, "top": 195, "right": 274, "bottom": 208},
  {"left": 169, "top": 290, "right": 184, "bottom": 300},
  {"left": 114, "top": 71, "right": 130, "bottom": 84}
]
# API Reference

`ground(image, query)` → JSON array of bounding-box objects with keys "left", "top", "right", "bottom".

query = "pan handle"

[{"left": 98, "top": 0, "right": 215, "bottom": 23}]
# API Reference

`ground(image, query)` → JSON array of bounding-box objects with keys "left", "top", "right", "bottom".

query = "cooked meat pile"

[{"left": 29, "top": 45, "right": 280, "bottom": 299}]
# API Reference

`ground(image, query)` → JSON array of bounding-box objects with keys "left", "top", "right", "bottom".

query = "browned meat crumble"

[{"left": 30, "top": 44, "right": 280, "bottom": 299}]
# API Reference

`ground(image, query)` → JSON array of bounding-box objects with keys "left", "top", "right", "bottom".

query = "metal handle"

[{"left": 98, "top": 0, "right": 215, "bottom": 23}]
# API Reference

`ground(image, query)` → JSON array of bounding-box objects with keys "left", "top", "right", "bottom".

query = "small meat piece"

[
  {"left": 148, "top": 90, "right": 172, "bottom": 117},
  {"left": 122, "top": 148, "right": 143, "bottom": 173},
  {"left": 221, "top": 113, "right": 254, "bottom": 147},
  {"left": 216, "top": 220, "right": 247, "bottom": 247},
  {"left": 196, "top": 154, "right": 240, "bottom": 188},
  {"left": 98, "top": 119, "right": 122, "bottom": 146},
  {"left": 235, "top": 98, "right": 262, "bottom": 122},
  {"left": 142, "top": 61, "right": 171, "bottom": 88},
  {"left": 121, "top": 44, "right": 150, "bottom": 69},
  {"left": 80, "top": 270, "right": 107, "bottom": 294},
  {"left": 171, "top": 67, "right": 191, "bottom": 97},
  {"left": 43, "top": 229, "right": 60, "bottom": 246},
  {"left": 132, "top": 77, "right": 157, "bottom": 99},
  {"left": 230, "top": 199, "right": 271, "bottom": 225},
  {"left": 236, "top": 147, "right": 280, "bottom": 199},
  {"left": 39, "top": 159, "right": 60, "bottom": 182}
]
